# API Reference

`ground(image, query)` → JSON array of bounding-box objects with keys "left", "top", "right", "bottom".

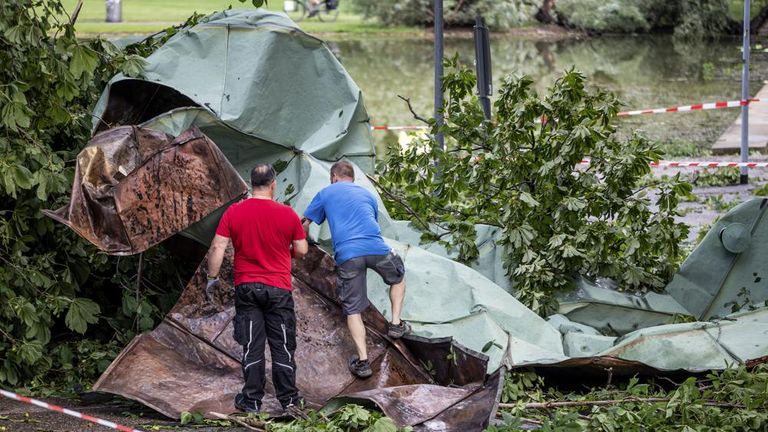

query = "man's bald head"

[
  {"left": 251, "top": 164, "right": 276, "bottom": 189},
  {"left": 330, "top": 160, "right": 355, "bottom": 182}
]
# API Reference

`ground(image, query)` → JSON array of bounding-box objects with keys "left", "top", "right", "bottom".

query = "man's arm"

[
  {"left": 292, "top": 238, "right": 309, "bottom": 258},
  {"left": 301, "top": 216, "right": 312, "bottom": 236},
  {"left": 206, "top": 234, "right": 230, "bottom": 278}
]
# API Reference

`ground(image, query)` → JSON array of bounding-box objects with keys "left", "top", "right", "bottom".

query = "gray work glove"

[{"left": 205, "top": 277, "right": 219, "bottom": 302}]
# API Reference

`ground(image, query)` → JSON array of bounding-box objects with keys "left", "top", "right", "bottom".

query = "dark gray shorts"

[{"left": 336, "top": 250, "right": 405, "bottom": 315}]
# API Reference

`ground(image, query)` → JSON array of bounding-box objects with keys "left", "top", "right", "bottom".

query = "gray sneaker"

[
  {"left": 348, "top": 356, "right": 373, "bottom": 378},
  {"left": 387, "top": 321, "right": 411, "bottom": 338},
  {"left": 234, "top": 393, "right": 260, "bottom": 413}
]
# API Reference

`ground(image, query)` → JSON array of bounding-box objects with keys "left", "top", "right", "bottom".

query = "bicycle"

[{"left": 283, "top": 0, "right": 340, "bottom": 22}]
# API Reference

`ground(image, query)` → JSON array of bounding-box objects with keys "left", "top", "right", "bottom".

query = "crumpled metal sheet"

[
  {"left": 93, "top": 245, "right": 501, "bottom": 430},
  {"left": 44, "top": 126, "right": 247, "bottom": 255},
  {"left": 666, "top": 198, "right": 768, "bottom": 320}
]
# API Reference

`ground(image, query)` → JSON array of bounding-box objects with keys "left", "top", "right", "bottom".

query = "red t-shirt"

[{"left": 215, "top": 198, "right": 306, "bottom": 290}]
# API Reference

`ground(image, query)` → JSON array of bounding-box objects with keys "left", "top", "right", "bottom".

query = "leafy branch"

[{"left": 375, "top": 58, "right": 690, "bottom": 314}]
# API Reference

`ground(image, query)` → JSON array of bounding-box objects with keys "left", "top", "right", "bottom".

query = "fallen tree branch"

[
  {"left": 495, "top": 413, "right": 543, "bottom": 425},
  {"left": 366, "top": 173, "right": 439, "bottom": 234},
  {"left": 397, "top": 94, "right": 431, "bottom": 125},
  {"left": 498, "top": 397, "right": 745, "bottom": 410}
]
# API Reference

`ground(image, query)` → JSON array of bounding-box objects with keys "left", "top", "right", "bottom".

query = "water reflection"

[{"left": 329, "top": 34, "right": 767, "bottom": 155}]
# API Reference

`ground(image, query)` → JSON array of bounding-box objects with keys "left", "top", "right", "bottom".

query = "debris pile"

[{"left": 47, "top": 9, "right": 768, "bottom": 431}]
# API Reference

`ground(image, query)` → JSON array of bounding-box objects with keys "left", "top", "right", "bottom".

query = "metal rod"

[
  {"left": 434, "top": 0, "right": 444, "bottom": 151},
  {"left": 740, "top": 0, "right": 751, "bottom": 184}
]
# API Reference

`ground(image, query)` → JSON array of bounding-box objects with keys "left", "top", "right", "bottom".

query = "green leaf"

[
  {"left": 15, "top": 301, "right": 37, "bottom": 327},
  {"left": 70, "top": 44, "right": 99, "bottom": 79},
  {"left": 11, "top": 165, "right": 35, "bottom": 190},
  {"left": 4, "top": 25, "right": 25, "bottom": 44},
  {"left": 365, "top": 417, "right": 397, "bottom": 432},
  {"left": 180, "top": 412, "right": 193, "bottom": 425},
  {"left": 519, "top": 191, "right": 539, "bottom": 207},
  {"left": 120, "top": 54, "right": 147, "bottom": 78},
  {"left": 17, "top": 340, "right": 44, "bottom": 365},
  {"left": 36, "top": 173, "right": 48, "bottom": 201},
  {"left": 65, "top": 298, "right": 101, "bottom": 334}
]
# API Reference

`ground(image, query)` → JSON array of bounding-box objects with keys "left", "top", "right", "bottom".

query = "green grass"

[
  {"left": 727, "top": 0, "right": 768, "bottom": 22},
  {"left": 58, "top": 0, "right": 418, "bottom": 35}
]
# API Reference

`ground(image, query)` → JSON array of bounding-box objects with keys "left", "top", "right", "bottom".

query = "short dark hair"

[
  {"left": 251, "top": 164, "right": 276, "bottom": 188},
  {"left": 330, "top": 160, "right": 354, "bottom": 180}
]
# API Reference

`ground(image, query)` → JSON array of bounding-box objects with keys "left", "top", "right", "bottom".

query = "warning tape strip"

[
  {"left": 617, "top": 98, "right": 757, "bottom": 117},
  {"left": 0, "top": 389, "right": 146, "bottom": 432},
  {"left": 371, "top": 125, "right": 428, "bottom": 131},
  {"left": 579, "top": 160, "right": 768, "bottom": 168},
  {"left": 370, "top": 98, "right": 760, "bottom": 131}
]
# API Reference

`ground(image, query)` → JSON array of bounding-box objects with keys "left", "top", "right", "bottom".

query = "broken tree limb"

[
  {"left": 397, "top": 95, "right": 431, "bottom": 125},
  {"left": 210, "top": 412, "right": 266, "bottom": 431},
  {"left": 498, "top": 397, "right": 745, "bottom": 410}
]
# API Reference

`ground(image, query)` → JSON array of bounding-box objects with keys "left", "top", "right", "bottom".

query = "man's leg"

[
  {"left": 264, "top": 286, "right": 301, "bottom": 409},
  {"left": 234, "top": 285, "right": 268, "bottom": 412},
  {"left": 337, "top": 257, "right": 372, "bottom": 378},
  {"left": 389, "top": 280, "right": 405, "bottom": 325},
  {"left": 370, "top": 251, "right": 410, "bottom": 338},
  {"left": 347, "top": 313, "right": 368, "bottom": 360}
]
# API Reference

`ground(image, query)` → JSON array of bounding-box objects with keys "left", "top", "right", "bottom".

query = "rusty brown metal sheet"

[
  {"left": 44, "top": 126, "right": 247, "bottom": 255},
  {"left": 52, "top": 125, "right": 500, "bottom": 430},
  {"left": 415, "top": 370, "right": 504, "bottom": 432},
  {"left": 94, "top": 245, "right": 499, "bottom": 429}
]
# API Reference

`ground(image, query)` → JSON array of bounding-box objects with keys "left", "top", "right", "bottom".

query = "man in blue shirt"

[{"left": 303, "top": 160, "right": 410, "bottom": 378}]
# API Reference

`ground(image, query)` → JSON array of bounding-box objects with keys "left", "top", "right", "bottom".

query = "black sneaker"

[
  {"left": 387, "top": 321, "right": 411, "bottom": 338},
  {"left": 348, "top": 356, "right": 373, "bottom": 378},
  {"left": 234, "top": 393, "right": 260, "bottom": 413}
]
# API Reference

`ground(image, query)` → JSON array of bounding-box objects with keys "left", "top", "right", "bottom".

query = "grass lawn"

[{"left": 59, "top": 0, "right": 419, "bottom": 35}]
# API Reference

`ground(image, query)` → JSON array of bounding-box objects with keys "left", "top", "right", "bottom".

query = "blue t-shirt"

[{"left": 304, "top": 181, "right": 391, "bottom": 264}]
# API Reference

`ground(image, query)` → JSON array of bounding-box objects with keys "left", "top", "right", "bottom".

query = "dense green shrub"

[
  {"left": 352, "top": 0, "right": 538, "bottom": 29},
  {"left": 675, "top": 0, "right": 737, "bottom": 39},
  {"left": 492, "top": 365, "right": 768, "bottom": 431},
  {"left": 556, "top": 0, "right": 649, "bottom": 33},
  {"left": 0, "top": 0, "right": 194, "bottom": 389},
  {"left": 556, "top": 0, "right": 739, "bottom": 36}
]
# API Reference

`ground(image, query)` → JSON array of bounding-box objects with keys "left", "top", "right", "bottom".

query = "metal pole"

[
  {"left": 434, "top": 0, "right": 445, "bottom": 151},
  {"left": 740, "top": 0, "right": 751, "bottom": 184}
]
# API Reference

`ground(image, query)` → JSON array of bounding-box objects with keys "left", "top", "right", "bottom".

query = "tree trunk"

[
  {"left": 535, "top": 0, "right": 556, "bottom": 24},
  {"left": 751, "top": 3, "right": 768, "bottom": 35}
]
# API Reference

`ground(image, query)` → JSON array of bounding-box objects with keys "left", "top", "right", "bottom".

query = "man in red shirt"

[{"left": 205, "top": 164, "right": 308, "bottom": 414}]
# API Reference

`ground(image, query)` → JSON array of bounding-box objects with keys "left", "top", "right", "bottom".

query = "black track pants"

[{"left": 233, "top": 283, "right": 300, "bottom": 409}]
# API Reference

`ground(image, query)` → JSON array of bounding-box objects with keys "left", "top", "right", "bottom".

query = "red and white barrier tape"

[
  {"left": 578, "top": 160, "right": 768, "bottom": 168},
  {"left": 617, "top": 98, "right": 757, "bottom": 117},
  {"left": 0, "top": 389, "right": 146, "bottom": 432},
  {"left": 370, "top": 98, "right": 760, "bottom": 131},
  {"left": 371, "top": 125, "right": 428, "bottom": 131}
]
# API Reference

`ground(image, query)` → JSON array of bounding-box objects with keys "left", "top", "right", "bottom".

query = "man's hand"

[{"left": 205, "top": 277, "right": 219, "bottom": 302}]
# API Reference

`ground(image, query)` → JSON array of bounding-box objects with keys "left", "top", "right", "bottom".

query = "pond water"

[{"left": 327, "top": 33, "right": 768, "bottom": 157}]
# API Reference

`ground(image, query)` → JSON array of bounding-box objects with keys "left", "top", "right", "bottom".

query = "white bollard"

[{"left": 106, "top": 0, "right": 122, "bottom": 23}]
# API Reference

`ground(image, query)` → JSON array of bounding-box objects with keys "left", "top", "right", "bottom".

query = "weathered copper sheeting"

[
  {"left": 416, "top": 370, "right": 504, "bottom": 432},
  {"left": 94, "top": 246, "right": 499, "bottom": 429},
  {"left": 43, "top": 126, "right": 247, "bottom": 255}
]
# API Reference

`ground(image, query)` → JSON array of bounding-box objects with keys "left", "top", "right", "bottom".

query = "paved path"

[{"left": 712, "top": 84, "right": 768, "bottom": 153}]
